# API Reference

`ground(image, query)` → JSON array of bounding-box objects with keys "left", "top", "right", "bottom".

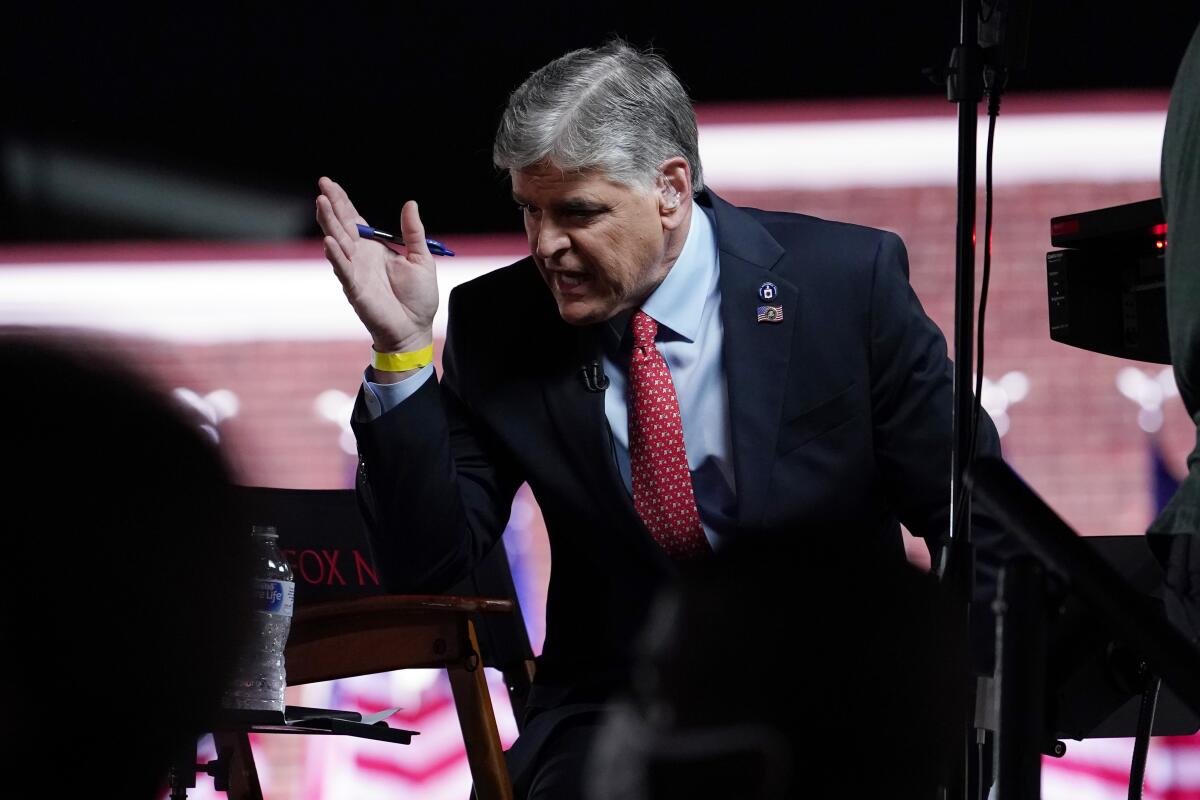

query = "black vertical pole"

[
  {"left": 951, "top": 0, "right": 980, "bottom": 564},
  {"left": 995, "top": 556, "right": 1048, "bottom": 800},
  {"left": 945, "top": 2, "right": 982, "bottom": 797}
]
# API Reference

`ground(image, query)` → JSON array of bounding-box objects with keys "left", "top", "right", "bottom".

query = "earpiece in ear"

[{"left": 664, "top": 186, "right": 681, "bottom": 209}]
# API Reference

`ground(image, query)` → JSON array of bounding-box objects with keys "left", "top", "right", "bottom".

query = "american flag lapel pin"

[{"left": 756, "top": 304, "right": 783, "bottom": 323}]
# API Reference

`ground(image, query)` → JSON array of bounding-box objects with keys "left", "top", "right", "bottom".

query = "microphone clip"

[{"left": 580, "top": 360, "right": 610, "bottom": 393}]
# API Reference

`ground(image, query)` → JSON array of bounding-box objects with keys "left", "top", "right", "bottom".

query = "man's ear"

[{"left": 658, "top": 157, "right": 692, "bottom": 228}]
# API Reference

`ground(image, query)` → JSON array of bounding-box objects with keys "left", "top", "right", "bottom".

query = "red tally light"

[
  {"left": 1152, "top": 223, "right": 1169, "bottom": 235},
  {"left": 1052, "top": 219, "right": 1081, "bottom": 236}
]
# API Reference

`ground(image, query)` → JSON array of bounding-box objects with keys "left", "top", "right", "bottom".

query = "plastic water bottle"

[{"left": 224, "top": 525, "right": 295, "bottom": 711}]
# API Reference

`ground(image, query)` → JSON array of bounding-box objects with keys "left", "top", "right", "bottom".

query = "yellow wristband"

[{"left": 372, "top": 344, "right": 434, "bottom": 372}]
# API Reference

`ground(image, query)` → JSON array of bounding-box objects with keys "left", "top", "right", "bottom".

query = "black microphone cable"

[{"left": 952, "top": 64, "right": 1003, "bottom": 540}]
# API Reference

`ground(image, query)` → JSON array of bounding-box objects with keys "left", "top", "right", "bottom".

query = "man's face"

[{"left": 512, "top": 163, "right": 671, "bottom": 326}]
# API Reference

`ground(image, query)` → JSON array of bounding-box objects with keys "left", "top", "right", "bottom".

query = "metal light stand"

[{"left": 939, "top": 1, "right": 984, "bottom": 797}]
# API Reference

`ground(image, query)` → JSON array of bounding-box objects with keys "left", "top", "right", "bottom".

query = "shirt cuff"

[{"left": 359, "top": 364, "right": 435, "bottom": 420}]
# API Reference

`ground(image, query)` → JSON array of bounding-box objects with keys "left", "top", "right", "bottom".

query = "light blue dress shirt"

[{"left": 361, "top": 202, "right": 736, "bottom": 549}]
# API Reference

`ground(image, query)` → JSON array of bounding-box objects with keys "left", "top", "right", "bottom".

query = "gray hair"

[{"left": 493, "top": 40, "right": 704, "bottom": 194}]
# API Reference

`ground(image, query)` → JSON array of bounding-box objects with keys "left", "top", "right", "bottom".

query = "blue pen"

[{"left": 356, "top": 223, "right": 456, "bottom": 257}]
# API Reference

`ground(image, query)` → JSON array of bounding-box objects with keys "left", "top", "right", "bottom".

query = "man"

[{"left": 317, "top": 41, "right": 1004, "bottom": 798}]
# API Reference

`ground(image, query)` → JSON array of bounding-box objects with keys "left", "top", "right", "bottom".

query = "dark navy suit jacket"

[{"left": 351, "top": 189, "right": 1007, "bottom": 780}]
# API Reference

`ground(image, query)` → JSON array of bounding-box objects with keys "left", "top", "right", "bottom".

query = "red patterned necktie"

[{"left": 627, "top": 310, "right": 710, "bottom": 559}]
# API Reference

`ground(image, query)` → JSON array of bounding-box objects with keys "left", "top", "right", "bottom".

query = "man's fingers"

[
  {"left": 316, "top": 195, "right": 356, "bottom": 260},
  {"left": 318, "top": 182, "right": 434, "bottom": 270},
  {"left": 314, "top": 194, "right": 339, "bottom": 236},
  {"left": 322, "top": 234, "right": 348, "bottom": 269},
  {"left": 319, "top": 176, "right": 368, "bottom": 227},
  {"left": 323, "top": 236, "right": 356, "bottom": 288},
  {"left": 399, "top": 200, "right": 430, "bottom": 259}
]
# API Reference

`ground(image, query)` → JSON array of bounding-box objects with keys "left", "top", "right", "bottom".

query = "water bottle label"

[{"left": 254, "top": 580, "right": 295, "bottom": 616}]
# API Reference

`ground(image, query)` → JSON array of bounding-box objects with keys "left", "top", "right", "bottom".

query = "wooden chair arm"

[
  {"left": 284, "top": 595, "right": 514, "bottom": 686},
  {"left": 294, "top": 594, "right": 514, "bottom": 624}
]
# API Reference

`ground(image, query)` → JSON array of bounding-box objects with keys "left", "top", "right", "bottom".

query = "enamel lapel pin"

[{"left": 757, "top": 282, "right": 783, "bottom": 323}]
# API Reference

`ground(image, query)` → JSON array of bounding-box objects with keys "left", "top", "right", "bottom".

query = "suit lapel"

[
  {"left": 706, "top": 192, "right": 793, "bottom": 532},
  {"left": 540, "top": 324, "right": 642, "bottom": 528}
]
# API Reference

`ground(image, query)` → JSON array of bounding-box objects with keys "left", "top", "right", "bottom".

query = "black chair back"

[{"left": 234, "top": 487, "right": 382, "bottom": 603}]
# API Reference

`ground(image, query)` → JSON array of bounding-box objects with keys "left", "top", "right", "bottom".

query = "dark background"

[{"left": 4, "top": 2, "right": 1198, "bottom": 242}]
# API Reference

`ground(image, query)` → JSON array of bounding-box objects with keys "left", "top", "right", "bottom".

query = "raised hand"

[{"left": 316, "top": 177, "right": 439, "bottom": 354}]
